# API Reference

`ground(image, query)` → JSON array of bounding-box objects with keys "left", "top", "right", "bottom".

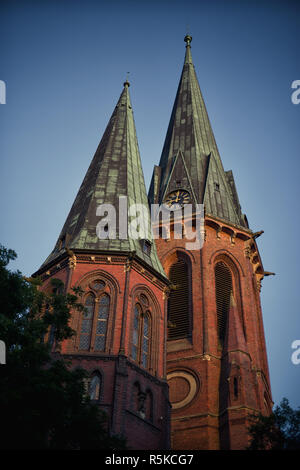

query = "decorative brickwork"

[{"left": 34, "top": 36, "right": 272, "bottom": 450}]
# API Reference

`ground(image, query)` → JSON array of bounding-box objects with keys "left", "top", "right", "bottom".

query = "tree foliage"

[
  {"left": 0, "top": 245, "right": 126, "bottom": 449},
  {"left": 247, "top": 398, "right": 300, "bottom": 450}
]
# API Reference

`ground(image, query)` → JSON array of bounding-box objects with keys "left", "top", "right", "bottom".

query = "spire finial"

[
  {"left": 123, "top": 72, "right": 130, "bottom": 87},
  {"left": 184, "top": 34, "right": 192, "bottom": 47}
]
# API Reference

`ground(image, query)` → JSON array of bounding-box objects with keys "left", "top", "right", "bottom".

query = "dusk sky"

[{"left": 1, "top": 0, "right": 299, "bottom": 409}]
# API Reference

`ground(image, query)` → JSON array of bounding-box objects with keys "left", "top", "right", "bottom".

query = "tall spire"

[
  {"left": 39, "top": 81, "right": 166, "bottom": 278},
  {"left": 184, "top": 34, "right": 193, "bottom": 64},
  {"left": 149, "top": 36, "right": 248, "bottom": 228}
]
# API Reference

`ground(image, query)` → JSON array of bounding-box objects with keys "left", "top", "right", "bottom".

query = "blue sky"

[{"left": 1, "top": 0, "right": 299, "bottom": 409}]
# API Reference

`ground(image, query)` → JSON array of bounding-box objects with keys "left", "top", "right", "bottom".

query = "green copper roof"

[
  {"left": 149, "top": 36, "right": 248, "bottom": 228},
  {"left": 40, "top": 82, "right": 167, "bottom": 279}
]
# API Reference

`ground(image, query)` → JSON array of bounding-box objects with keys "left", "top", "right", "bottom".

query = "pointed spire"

[
  {"left": 184, "top": 34, "right": 193, "bottom": 64},
  {"left": 39, "top": 82, "right": 166, "bottom": 279},
  {"left": 149, "top": 35, "right": 247, "bottom": 228},
  {"left": 123, "top": 71, "right": 130, "bottom": 88}
]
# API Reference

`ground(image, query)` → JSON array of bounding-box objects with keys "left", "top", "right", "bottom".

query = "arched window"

[
  {"left": 94, "top": 294, "right": 110, "bottom": 351},
  {"left": 141, "top": 314, "right": 150, "bottom": 368},
  {"left": 79, "top": 293, "right": 95, "bottom": 350},
  {"left": 215, "top": 261, "right": 232, "bottom": 346},
  {"left": 131, "top": 298, "right": 151, "bottom": 369},
  {"left": 132, "top": 382, "right": 141, "bottom": 413},
  {"left": 132, "top": 382, "right": 151, "bottom": 420},
  {"left": 145, "top": 390, "right": 153, "bottom": 422},
  {"left": 131, "top": 304, "right": 141, "bottom": 362},
  {"left": 89, "top": 372, "right": 101, "bottom": 401},
  {"left": 168, "top": 258, "right": 190, "bottom": 339},
  {"left": 78, "top": 283, "right": 111, "bottom": 352}
]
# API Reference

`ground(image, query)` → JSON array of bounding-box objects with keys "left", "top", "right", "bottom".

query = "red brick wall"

[
  {"left": 155, "top": 218, "right": 272, "bottom": 450},
  {"left": 39, "top": 253, "right": 170, "bottom": 450}
]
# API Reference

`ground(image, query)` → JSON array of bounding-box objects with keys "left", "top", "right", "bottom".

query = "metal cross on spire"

[{"left": 124, "top": 71, "right": 130, "bottom": 87}]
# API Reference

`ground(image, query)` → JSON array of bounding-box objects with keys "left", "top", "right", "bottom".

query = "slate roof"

[
  {"left": 149, "top": 36, "right": 248, "bottom": 229},
  {"left": 39, "top": 81, "right": 166, "bottom": 279}
]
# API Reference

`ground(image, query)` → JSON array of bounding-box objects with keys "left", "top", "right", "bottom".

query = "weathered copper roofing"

[
  {"left": 149, "top": 36, "right": 248, "bottom": 228},
  {"left": 40, "top": 82, "right": 167, "bottom": 278}
]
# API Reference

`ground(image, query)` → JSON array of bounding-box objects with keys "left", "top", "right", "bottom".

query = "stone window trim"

[
  {"left": 71, "top": 270, "right": 120, "bottom": 354},
  {"left": 130, "top": 302, "right": 152, "bottom": 371},
  {"left": 75, "top": 276, "right": 116, "bottom": 354},
  {"left": 83, "top": 369, "right": 104, "bottom": 403},
  {"left": 128, "top": 287, "right": 161, "bottom": 375},
  {"left": 89, "top": 370, "right": 102, "bottom": 402},
  {"left": 77, "top": 290, "right": 111, "bottom": 352}
]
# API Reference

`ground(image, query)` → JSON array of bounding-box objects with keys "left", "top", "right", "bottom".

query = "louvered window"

[
  {"left": 168, "top": 259, "right": 190, "bottom": 339},
  {"left": 215, "top": 262, "right": 232, "bottom": 345},
  {"left": 131, "top": 298, "right": 151, "bottom": 369}
]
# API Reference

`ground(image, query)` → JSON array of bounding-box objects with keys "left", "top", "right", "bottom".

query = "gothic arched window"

[
  {"left": 145, "top": 389, "right": 153, "bottom": 422},
  {"left": 94, "top": 294, "right": 110, "bottom": 351},
  {"left": 78, "top": 283, "right": 111, "bottom": 352},
  {"left": 215, "top": 261, "right": 232, "bottom": 346},
  {"left": 167, "top": 258, "right": 190, "bottom": 340},
  {"left": 79, "top": 293, "right": 95, "bottom": 350},
  {"left": 132, "top": 382, "right": 141, "bottom": 413},
  {"left": 89, "top": 372, "right": 101, "bottom": 401},
  {"left": 131, "top": 301, "right": 151, "bottom": 369}
]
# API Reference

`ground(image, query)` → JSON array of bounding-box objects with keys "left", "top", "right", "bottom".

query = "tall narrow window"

[
  {"left": 94, "top": 294, "right": 110, "bottom": 351},
  {"left": 89, "top": 373, "right": 101, "bottom": 401},
  {"left": 215, "top": 261, "right": 232, "bottom": 345},
  {"left": 168, "top": 258, "right": 190, "bottom": 339},
  {"left": 145, "top": 390, "right": 153, "bottom": 422},
  {"left": 132, "top": 382, "right": 141, "bottom": 413},
  {"left": 131, "top": 305, "right": 140, "bottom": 361},
  {"left": 141, "top": 314, "right": 150, "bottom": 368},
  {"left": 131, "top": 298, "right": 151, "bottom": 369},
  {"left": 79, "top": 294, "right": 95, "bottom": 350},
  {"left": 233, "top": 376, "right": 239, "bottom": 399}
]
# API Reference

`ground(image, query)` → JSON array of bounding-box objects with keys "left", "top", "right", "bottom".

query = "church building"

[{"left": 34, "top": 36, "right": 273, "bottom": 450}]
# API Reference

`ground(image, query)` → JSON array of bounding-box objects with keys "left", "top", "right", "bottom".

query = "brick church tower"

[
  {"left": 148, "top": 36, "right": 273, "bottom": 450},
  {"left": 34, "top": 35, "right": 273, "bottom": 451},
  {"left": 34, "top": 80, "right": 170, "bottom": 450}
]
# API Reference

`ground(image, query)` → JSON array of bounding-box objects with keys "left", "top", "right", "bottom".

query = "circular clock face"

[{"left": 164, "top": 190, "right": 191, "bottom": 209}]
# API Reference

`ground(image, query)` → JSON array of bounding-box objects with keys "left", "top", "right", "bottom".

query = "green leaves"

[
  {"left": 247, "top": 398, "right": 300, "bottom": 450},
  {"left": 0, "top": 244, "right": 126, "bottom": 450}
]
